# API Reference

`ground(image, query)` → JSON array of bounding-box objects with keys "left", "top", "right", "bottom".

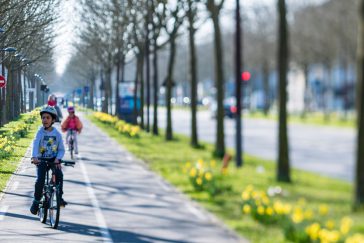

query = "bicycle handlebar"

[{"left": 33, "top": 158, "right": 76, "bottom": 167}]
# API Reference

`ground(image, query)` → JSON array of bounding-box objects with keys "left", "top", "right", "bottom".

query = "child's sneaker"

[
  {"left": 60, "top": 198, "right": 68, "bottom": 207},
  {"left": 30, "top": 200, "right": 39, "bottom": 215}
]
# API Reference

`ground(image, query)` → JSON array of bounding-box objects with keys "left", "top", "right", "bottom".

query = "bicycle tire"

[
  {"left": 39, "top": 195, "right": 48, "bottom": 224},
  {"left": 69, "top": 139, "right": 74, "bottom": 160},
  {"left": 49, "top": 187, "right": 60, "bottom": 229}
]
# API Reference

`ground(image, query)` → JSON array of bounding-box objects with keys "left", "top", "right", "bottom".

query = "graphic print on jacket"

[{"left": 40, "top": 136, "right": 58, "bottom": 158}]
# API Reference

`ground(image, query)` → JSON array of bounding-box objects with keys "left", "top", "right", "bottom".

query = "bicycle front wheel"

[
  {"left": 49, "top": 188, "right": 60, "bottom": 229},
  {"left": 39, "top": 196, "right": 48, "bottom": 224}
]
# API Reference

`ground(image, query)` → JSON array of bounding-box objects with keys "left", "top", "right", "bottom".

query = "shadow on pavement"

[
  {"left": 0, "top": 191, "right": 33, "bottom": 199},
  {"left": 3, "top": 211, "right": 190, "bottom": 242}
]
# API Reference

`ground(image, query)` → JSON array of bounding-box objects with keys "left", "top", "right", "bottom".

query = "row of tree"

[
  {"left": 0, "top": 0, "right": 58, "bottom": 127},
  {"left": 61, "top": 0, "right": 364, "bottom": 209},
  {"left": 64, "top": 0, "right": 219, "bottom": 150}
]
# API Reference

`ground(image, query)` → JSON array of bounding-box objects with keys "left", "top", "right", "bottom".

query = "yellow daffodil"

[
  {"left": 257, "top": 206, "right": 265, "bottom": 215},
  {"left": 291, "top": 208, "right": 304, "bottom": 224},
  {"left": 189, "top": 168, "right": 197, "bottom": 177},
  {"left": 340, "top": 217, "right": 353, "bottom": 235},
  {"left": 196, "top": 177, "right": 203, "bottom": 186},
  {"left": 266, "top": 207, "right": 274, "bottom": 216},
  {"left": 345, "top": 233, "right": 364, "bottom": 243},
  {"left": 221, "top": 168, "right": 228, "bottom": 176},
  {"left": 241, "top": 191, "right": 250, "bottom": 201},
  {"left": 305, "top": 223, "right": 321, "bottom": 241},
  {"left": 204, "top": 172, "right": 213, "bottom": 181},
  {"left": 197, "top": 159, "right": 204, "bottom": 169},
  {"left": 242, "top": 205, "right": 251, "bottom": 214},
  {"left": 319, "top": 204, "right": 329, "bottom": 216},
  {"left": 245, "top": 185, "right": 254, "bottom": 192}
]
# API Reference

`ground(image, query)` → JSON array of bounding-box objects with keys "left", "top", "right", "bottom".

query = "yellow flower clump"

[
  {"left": 93, "top": 112, "right": 140, "bottom": 138},
  {"left": 240, "top": 185, "right": 360, "bottom": 243}
]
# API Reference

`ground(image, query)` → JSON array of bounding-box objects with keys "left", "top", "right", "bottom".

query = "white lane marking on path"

[
  {"left": 79, "top": 159, "right": 113, "bottom": 243},
  {"left": 11, "top": 181, "right": 19, "bottom": 191},
  {"left": 0, "top": 206, "right": 9, "bottom": 221}
]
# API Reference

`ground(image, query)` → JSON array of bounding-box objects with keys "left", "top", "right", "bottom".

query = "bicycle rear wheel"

[{"left": 49, "top": 188, "right": 60, "bottom": 229}]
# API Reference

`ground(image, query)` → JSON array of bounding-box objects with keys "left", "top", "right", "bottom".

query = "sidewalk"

[{"left": 0, "top": 112, "right": 247, "bottom": 242}]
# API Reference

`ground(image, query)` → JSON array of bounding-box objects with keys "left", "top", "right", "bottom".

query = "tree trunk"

[
  {"left": 277, "top": 0, "right": 291, "bottom": 183},
  {"left": 211, "top": 7, "right": 225, "bottom": 158},
  {"left": 29, "top": 77, "right": 34, "bottom": 111},
  {"left": 6, "top": 66, "right": 14, "bottom": 121},
  {"left": 135, "top": 53, "right": 144, "bottom": 126},
  {"left": 188, "top": 0, "right": 199, "bottom": 148},
  {"left": 145, "top": 22, "right": 151, "bottom": 133},
  {"left": 354, "top": 0, "right": 364, "bottom": 209},
  {"left": 0, "top": 53, "right": 4, "bottom": 126},
  {"left": 115, "top": 57, "right": 121, "bottom": 117},
  {"left": 152, "top": 40, "right": 159, "bottom": 135},
  {"left": 89, "top": 72, "right": 95, "bottom": 110},
  {"left": 323, "top": 63, "right": 332, "bottom": 122},
  {"left": 101, "top": 68, "right": 108, "bottom": 113},
  {"left": 165, "top": 36, "right": 177, "bottom": 141},
  {"left": 263, "top": 61, "right": 270, "bottom": 116},
  {"left": 139, "top": 54, "right": 145, "bottom": 129},
  {"left": 301, "top": 63, "right": 309, "bottom": 119},
  {"left": 105, "top": 65, "right": 112, "bottom": 114}
]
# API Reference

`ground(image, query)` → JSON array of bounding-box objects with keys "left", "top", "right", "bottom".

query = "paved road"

[
  {"left": 0, "top": 113, "right": 245, "bottom": 243},
  {"left": 155, "top": 109, "right": 355, "bottom": 181}
]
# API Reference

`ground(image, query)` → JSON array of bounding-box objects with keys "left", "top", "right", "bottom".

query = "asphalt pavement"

[
  {"left": 0, "top": 112, "right": 246, "bottom": 243},
  {"left": 156, "top": 108, "right": 355, "bottom": 181}
]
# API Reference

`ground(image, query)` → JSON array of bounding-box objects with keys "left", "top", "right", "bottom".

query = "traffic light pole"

[{"left": 235, "top": 0, "right": 243, "bottom": 167}]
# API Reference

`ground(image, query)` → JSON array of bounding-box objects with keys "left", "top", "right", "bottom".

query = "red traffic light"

[{"left": 241, "top": 71, "right": 251, "bottom": 81}]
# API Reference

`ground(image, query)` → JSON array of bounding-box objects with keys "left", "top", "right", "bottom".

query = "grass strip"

[
  {"left": 89, "top": 115, "right": 364, "bottom": 243},
  {"left": 0, "top": 118, "right": 40, "bottom": 192}
]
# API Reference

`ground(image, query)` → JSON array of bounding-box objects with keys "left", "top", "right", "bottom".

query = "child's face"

[
  {"left": 41, "top": 113, "right": 54, "bottom": 128},
  {"left": 69, "top": 111, "right": 75, "bottom": 117}
]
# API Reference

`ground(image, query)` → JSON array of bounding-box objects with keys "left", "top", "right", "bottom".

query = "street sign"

[{"left": 0, "top": 75, "right": 6, "bottom": 88}]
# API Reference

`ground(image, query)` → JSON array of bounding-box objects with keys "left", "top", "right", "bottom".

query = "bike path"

[{"left": 0, "top": 113, "right": 246, "bottom": 243}]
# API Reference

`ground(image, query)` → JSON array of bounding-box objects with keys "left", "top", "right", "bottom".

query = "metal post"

[{"left": 235, "top": 0, "right": 243, "bottom": 167}]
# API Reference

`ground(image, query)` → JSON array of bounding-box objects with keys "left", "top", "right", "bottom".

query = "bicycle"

[{"left": 37, "top": 158, "right": 75, "bottom": 229}]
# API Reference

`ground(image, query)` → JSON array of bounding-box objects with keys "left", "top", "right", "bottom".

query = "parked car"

[{"left": 209, "top": 97, "right": 237, "bottom": 119}]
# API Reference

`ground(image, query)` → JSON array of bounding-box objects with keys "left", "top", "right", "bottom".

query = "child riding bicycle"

[
  {"left": 61, "top": 106, "right": 83, "bottom": 154},
  {"left": 30, "top": 106, "right": 67, "bottom": 215}
]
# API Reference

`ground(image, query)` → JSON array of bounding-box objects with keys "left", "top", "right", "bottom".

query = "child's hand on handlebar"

[
  {"left": 55, "top": 158, "right": 62, "bottom": 169},
  {"left": 31, "top": 157, "right": 39, "bottom": 165}
]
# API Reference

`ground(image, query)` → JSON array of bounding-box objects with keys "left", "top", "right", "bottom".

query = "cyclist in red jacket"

[{"left": 61, "top": 106, "right": 83, "bottom": 154}]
